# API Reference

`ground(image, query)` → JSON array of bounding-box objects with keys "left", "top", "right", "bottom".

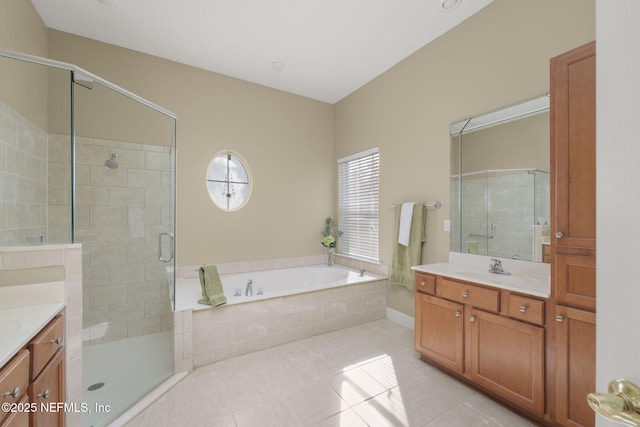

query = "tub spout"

[{"left": 245, "top": 279, "right": 253, "bottom": 296}]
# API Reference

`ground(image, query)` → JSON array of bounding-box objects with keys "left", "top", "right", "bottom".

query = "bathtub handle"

[{"left": 158, "top": 232, "right": 175, "bottom": 263}]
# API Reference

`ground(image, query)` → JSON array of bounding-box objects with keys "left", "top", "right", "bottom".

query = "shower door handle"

[{"left": 158, "top": 232, "right": 174, "bottom": 263}]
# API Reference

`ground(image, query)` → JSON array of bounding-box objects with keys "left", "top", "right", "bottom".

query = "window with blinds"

[{"left": 337, "top": 147, "right": 380, "bottom": 262}]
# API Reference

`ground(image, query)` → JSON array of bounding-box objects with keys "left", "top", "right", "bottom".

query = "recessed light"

[
  {"left": 98, "top": 0, "right": 119, "bottom": 5},
  {"left": 271, "top": 58, "right": 285, "bottom": 71},
  {"left": 440, "top": 0, "right": 460, "bottom": 11}
]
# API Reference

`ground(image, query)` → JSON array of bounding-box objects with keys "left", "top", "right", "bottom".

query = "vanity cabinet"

[
  {"left": 0, "top": 315, "right": 64, "bottom": 427},
  {"left": 551, "top": 41, "right": 596, "bottom": 427},
  {"left": 414, "top": 273, "right": 546, "bottom": 417}
]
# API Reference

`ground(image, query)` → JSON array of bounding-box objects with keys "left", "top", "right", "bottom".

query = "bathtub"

[
  {"left": 175, "top": 264, "right": 383, "bottom": 311},
  {"left": 172, "top": 264, "right": 388, "bottom": 368}
]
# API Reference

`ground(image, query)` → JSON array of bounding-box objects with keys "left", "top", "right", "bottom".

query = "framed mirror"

[{"left": 450, "top": 95, "right": 550, "bottom": 262}]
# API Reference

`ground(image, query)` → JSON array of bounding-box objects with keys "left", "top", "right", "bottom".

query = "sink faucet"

[
  {"left": 489, "top": 258, "right": 510, "bottom": 275},
  {"left": 245, "top": 279, "right": 253, "bottom": 296}
]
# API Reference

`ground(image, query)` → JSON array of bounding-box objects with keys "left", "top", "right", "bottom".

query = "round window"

[{"left": 206, "top": 151, "right": 252, "bottom": 211}]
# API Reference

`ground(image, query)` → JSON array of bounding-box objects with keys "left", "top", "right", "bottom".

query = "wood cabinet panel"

[
  {"left": 415, "top": 272, "right": 436, "bottom": 295},
  {"left": 29, "top": 349, "right": 65, "bottom": 427},
  {"left": 29, "top": 315, "right": 63, "bottom": 381},
  {"left": 415, "top": 293, "right": 464, "bottom": 373},
  {"left": 0, "top": 350, "right": 29, "bottom": 426},
  {"left": 0, "top": 395, "right": 29, "bottom": 427},
  {"left": 555, "top": 305, "right": 595, "bottom": 427},
  {"left": 551, "top": 41, "right": 596, "bottom": 253},
  {"left": 438, "top": 277, "right": 500, "bottom": 313},
  {"left": 470, "top": 309, "right": 545, "bottom": 414},
  {"left": 507, "top": 294, "right": 545, "bottom": 326},
  {"left": 555, "top": 254, "right": 596, "bottom": 312}
]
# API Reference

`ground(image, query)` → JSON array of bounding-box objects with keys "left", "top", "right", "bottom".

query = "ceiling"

[{"left": 31, "top": 0, "right": 493, "bottom": 104}]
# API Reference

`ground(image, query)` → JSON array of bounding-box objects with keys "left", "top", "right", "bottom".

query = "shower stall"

[{"left": 0, "top": 50, "right": 176, "bottom": 426}]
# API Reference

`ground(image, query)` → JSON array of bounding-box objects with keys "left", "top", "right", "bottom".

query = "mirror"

[{"left": 450, "top": 95, "right": 550, "bottom": 262}]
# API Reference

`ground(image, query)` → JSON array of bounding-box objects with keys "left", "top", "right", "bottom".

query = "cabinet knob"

[
  {"left": 470, "top": 316, "right": 476, "bottom": 322},
  {"left": 50, "top": 336, "right": 63, "bottom": 345},
  {"left": 455, "top": 311, "right": 461, "bottom": 318},
  {"left": 519, "top": 306, "right": 527, "bottom": 313},
  {"left": 556, "top": 315, "right": 565, "bottom": 323},
  {"left": 462, "top": 291, "right": 469, "bottom": 298},
  {"left": 3, "top": 386, "right": 20, "bottom": 399},
  {"left": 420, "top": 281, "right": 426, "bottom": 287},
  {"left": 555, "top": 231, "right": 564, "bottom": 238},
  {"left": 37, "top": 389, "right": 50, "bottom": 399}
]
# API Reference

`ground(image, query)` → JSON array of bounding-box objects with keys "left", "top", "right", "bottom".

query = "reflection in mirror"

[{"left": 450, "top": 95, "right": 550, "bottom": 262}]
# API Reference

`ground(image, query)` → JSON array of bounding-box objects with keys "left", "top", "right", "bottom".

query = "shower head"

[{"left": 104, "top": 153, "right": 119, "bottom": 169}]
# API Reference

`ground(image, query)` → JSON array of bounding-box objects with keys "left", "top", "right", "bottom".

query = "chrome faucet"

[
  {"left": 245, "top": 279, "right": 253, "bottom": 296},
  {"left": 489, "top": 258, "right": 510, "bottom": 275}
]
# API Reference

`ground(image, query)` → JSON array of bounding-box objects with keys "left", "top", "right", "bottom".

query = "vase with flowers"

[{"left": 321, "top": 217, "right": 342, "bottom": 266}]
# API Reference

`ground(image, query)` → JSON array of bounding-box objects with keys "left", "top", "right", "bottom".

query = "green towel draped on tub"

[
  {"left": 390, "top": 204, "right": 426, "bottom": 290},
  {"left": 198, "top": 264, "right": 227, "bottom": 307}
]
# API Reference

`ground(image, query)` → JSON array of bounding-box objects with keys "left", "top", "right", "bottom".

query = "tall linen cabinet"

[{"left": 550, "top": 41, "right": 596, "bottom": 427}]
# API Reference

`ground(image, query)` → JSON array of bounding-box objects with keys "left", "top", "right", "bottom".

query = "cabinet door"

[
  {"left": 555, "top": 254, "right": 596, "bottom": 311},
  {"left": 29, "top": 349, "right": 65, "bottom": 427},
  {"left": 415, "top": 293, "right": 464, "bottom": 373},
  {"left": 551, "top": 41, "right": 596, "bottom": 253},
  {"left": 469, "top": 309, "right": 545, "bottom": 414},
  {"left": 555, "top": 305, "right": 595, "bottom": 427}
]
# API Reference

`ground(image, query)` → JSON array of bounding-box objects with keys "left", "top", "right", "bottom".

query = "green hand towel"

[
  {"left": 198, "top": 265, "right": 227, "bottom": 307},
  {"left": 390, "top": 204, "right": 427, "bottom": 290}
]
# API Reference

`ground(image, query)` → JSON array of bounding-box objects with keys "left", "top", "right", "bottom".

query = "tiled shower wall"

[
  {"left": 0, "top": 101, "right": 48, "bottom": 246},
  {"left": 48, "top": 134, "right": 173, "bottom": 346},
  {"left": 459, "top": 170, "right": 549, "bottom": 261}
]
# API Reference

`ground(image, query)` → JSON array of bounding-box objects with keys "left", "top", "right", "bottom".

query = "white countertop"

[
  {"left": 0, "top": 281, "right": 65, "bottom": 367},
  {"left": 412, "top": 253, "right": 551, "bottom": 298}
]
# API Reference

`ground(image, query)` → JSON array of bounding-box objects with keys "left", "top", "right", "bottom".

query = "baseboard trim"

[{"left": 386, "top": 307, "right": 415, "bottom": 330}]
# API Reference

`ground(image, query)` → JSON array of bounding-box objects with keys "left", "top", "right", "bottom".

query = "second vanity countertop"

[
  {"left": 0, "top": 281, "right": 65, "bottom": 367},
  {"left": 412, "top": 253, "right": 550, "bottom": 299}
]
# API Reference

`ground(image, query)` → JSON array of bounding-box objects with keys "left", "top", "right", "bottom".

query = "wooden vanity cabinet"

[{"left": 414, "top": 273, "right": 546, "bottom": 418}]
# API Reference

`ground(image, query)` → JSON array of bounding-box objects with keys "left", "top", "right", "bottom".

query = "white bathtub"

[
  {"left": 172, "top": 264, "right": 388, "bottom": 368},
  {"left": 175, "top": 264, "right": 384, "bottom": 311}
]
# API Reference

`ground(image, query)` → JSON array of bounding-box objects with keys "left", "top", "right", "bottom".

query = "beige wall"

[
  {"left": 334, "top": 0, "right": 594, "bottom": 316},
  {"left": 0, "top": 0, "right": 48, "bottom": 129},
  {"left": 47, "top": 31, "right": 335, "bottom": 267}
]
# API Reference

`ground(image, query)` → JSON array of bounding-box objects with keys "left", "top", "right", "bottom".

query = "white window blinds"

[{"left": 337, "top": 148, "right": 380, "bottom": 262}]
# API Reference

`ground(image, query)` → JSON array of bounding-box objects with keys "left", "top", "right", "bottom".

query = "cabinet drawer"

[
  {"left": 415, "top": 273, "right": 436, "bottom": 295},
  {"left": 0, "top": 349, "right": 30, "bottom": 424},
  {"left": 29, "top": 316, "right": 64, "bottom": 381},
  {"left": 438, "top": 277, "right": 500, "bottom": 312},
  {"left": 507, "top": 294, "right": 545, "bottom": 326}
]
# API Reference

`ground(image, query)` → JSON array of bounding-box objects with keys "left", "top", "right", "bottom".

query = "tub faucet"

[
  {"left": 245, "top": 279, "right": 253, "bottom": 296},
  {"left": 489, "top": 258, "right": 510, "bottom": 275}
]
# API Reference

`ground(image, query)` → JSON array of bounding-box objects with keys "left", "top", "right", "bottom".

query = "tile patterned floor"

[{"left": 126, "top": 320, "right": 539, "bottom": 426}]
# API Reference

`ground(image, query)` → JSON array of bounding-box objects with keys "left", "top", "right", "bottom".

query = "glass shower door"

[{"left": 71, "top": 72, "right": 176, "bottom": 426}]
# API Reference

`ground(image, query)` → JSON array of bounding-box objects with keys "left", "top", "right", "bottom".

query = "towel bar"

[{"left": 389, "top": 201, "right": 441, "bottom": 209}]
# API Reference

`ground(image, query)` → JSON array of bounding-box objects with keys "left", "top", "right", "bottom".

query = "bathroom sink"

[
  {"left": 455, "top": 271, "right": 524, "bottom": 286},
  {"left": 0, "top": 318, "right": 21, "bottom": 342}
]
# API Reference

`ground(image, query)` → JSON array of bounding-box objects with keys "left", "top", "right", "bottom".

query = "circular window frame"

[{"left": 205, "top": 150, "right": 253, "bottom": 212}]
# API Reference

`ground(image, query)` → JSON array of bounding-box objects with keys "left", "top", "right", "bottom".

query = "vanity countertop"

[
  {"left": 412, "top": 253, "right": 550, "bottom": 298},
  {"left": 0, "top": 281, "right": 65, "bottom": 367}
]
